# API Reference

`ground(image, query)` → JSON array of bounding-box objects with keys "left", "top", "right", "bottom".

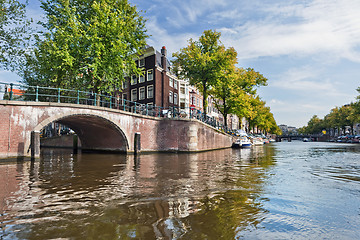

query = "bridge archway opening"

[{"left": 39, "top": 114, "right": 129, "bottom": 153}]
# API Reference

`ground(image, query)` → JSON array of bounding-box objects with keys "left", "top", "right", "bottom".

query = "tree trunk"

[
  {"left": 202, "top": 81, "right": 207, "bottom": 116},
  {"left": 223, "top": 113, "right": 228, "bottom": 129},
  {"left": 96, "top": 94, "right": 100, "bottom": 107}
]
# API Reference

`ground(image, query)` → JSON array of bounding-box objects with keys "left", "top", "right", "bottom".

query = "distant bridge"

[
  {"left": 276, "top": 134, "right": 327, "bottom": 142},
  {"left": 0, "top": 101, "right": 233, "bottom": 159}
]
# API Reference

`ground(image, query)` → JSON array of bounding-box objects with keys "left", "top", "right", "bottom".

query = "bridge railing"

[{"left": 0, "top": 82, "right": 234, "bottom": 134}]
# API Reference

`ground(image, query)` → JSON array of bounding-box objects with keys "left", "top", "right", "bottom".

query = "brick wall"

[
  {"left": 41, "top": 134, "right": 81, "bottom": 148},
  {"left": 0, "top": 101, "right": 233, "bottom": 159}
]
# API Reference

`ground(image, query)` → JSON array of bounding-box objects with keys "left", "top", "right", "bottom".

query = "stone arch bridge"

[{"left": 0, "top": 100, "right": 233, "bottom": 159}]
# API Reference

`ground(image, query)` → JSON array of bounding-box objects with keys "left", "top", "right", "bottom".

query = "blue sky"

[{"left": 1, "top": 0, "right": 360, "bottom": 127}]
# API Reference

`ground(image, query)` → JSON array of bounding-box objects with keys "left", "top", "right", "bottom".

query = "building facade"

[
  {"left": 120, "top": 45, "right": 242, "bottom": 130},
  {"left": 122, "top": 46, "right": 179, "bottom": 109}
]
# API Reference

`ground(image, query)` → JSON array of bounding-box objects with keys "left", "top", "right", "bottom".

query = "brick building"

[
  {"left": 119, "top": 45, "right": 241, "bottom": 130},
  {"left": 121, "top": 46, "right": 179, "bottom": 109}
]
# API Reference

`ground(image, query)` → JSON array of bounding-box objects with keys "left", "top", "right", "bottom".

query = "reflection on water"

[{"left": 1, "top": 142, "right": 360, "bottom": 239}]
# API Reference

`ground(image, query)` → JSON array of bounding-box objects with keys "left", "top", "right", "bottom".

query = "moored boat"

[
  {"left": 252, "top": 137, "right": 264, "bottom": 146},
  {"left": 232, "top": 137, "right": 252, "bottom": 148},
  {"left": 240, "top": 137, "right": 252, "bottom": 148},
  {"left": 232, "top": 138, "right": 242, "bottom": 148}
]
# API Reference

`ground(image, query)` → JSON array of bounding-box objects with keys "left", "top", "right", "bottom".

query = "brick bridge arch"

[
  {"left": 35, "top": 113, "right": 129, "bottom": 153},
  {"left": 0, "top": 101, "right": 234, "bottom": 159}
]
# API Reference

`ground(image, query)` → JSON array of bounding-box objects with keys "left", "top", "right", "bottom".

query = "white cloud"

[
  {"left": 139, "top": 0, "right": 360, "bottom": 62},
  {"left": 141, "top": 0, "right": 227, "bottom": 28},
  {"left": 218, "top": 0, "right": 360, "bottom": 61},
  {"left": 145, "top": 18, "right": 197, "bottom": 56},
  {"left": 269, "top": 66, "right": 350, "bottom": 101}
]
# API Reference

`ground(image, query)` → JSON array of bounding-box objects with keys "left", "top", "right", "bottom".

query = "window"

[
  {"left": 174, "top": 80, "right": 178, "bottom": 89},
  {"left": 139, "top": 87, "right": 145, "bottom": 100},
  {"left": 174, "top": 93, "right": 178, "bottom": 105},
  {"left": 139, "top": 58, "right": 145, "bottom": 67},
  {"left": 169, "top": 78, "right": 173, "bottom": 87},
  {"left": 131, "top": 89, "right": 137, "bottom": 102},
  {"left": 139, "top": 74, "right": 145, "bottom": 83},
  {"left": 147, "top": 85, "right": 153, "bottom": 99},
  {"left": 122, "top": 80, "right": 128, "bottom": 89},
  {"left": 147, "top": 69, "right": 153, "bottom": 81},
  {"left": 180, "top": 87, "right": 185, "bottom": 94},
  {"left": 131, "top": 75, "right": 137, "bottom": 85},
  {"left": 169, "top": 91, "right": 173, "bottom": 103}
]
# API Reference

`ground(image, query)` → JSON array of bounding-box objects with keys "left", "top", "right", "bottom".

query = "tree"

[
  {"left": 22, "top": 0, "right": 147, "bottom": 98},
  {"left": 351, "top": 87, "right": 360, "bottom": 126},
  {"left": 244, "top": 95, "right": 280, "bottom": 134},
  {"left": 209, "top": 66, "right": 267, "bottom": 129},
  {"left": 208, "top": 50, "right": 237, "bottom": 128},
  {"left": 172, "top": 30, "right": 234, "bottom": 116},
  {"left": 303, "top": 115, "right": 324, "bottom": 134},
  {"left": 236, "top": 67, "right": 267, "bottom": 95},
  {"left": 338, "top": 104, "right": 355, "bottom": 135},
  {"left": 0, "top": 0, "right": 32, "bottom": 71}
]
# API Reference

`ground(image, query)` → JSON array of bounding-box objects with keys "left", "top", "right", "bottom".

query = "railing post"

[
  {"left": 123, "top": 99, "right": 126, "bottom": 111},
  {"left": 94, "top": 93, "right": 97, "bottom": 106},
  {"left": 57, "top": 88, "right": 61, "bottom": 103},
  {"left": 35, "top": 86, "right": 39, "bottom": 102},
  {"left": 134, "top": 102, "right": 137, "bottom": 113},
  {"left": 146, "top": 104, "right": 148, "bottom": 115},
  {"left": 77, "top": 90, "right": 80, "bottom": 104},
  {"left": 109, "top": 96, "right": 112, "bottom": 109},
  {"left": 9, "top": 83, "right": 13, "bottom": 100}
]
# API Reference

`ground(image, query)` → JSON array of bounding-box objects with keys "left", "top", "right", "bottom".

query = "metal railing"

[{"left": 0, "top": 82, "right": 235, "bottom": 134}]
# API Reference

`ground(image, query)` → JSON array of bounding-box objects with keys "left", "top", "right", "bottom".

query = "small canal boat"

[
  {"left": 240, "top": 137, "right": 252, "bottom": 148},
  {"left": 232, "top": 138, "right": 242, "bottom": 148},
  {"left": 232, "top": 137, "right": 252, "bottom": 148},
  {"left": 252, "top": 137, "right": 264, "bottom": 146}
]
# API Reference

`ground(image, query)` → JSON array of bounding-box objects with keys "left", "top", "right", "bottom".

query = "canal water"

[{"left": 1, "top": 142, "right": 359, "bottom": 239}]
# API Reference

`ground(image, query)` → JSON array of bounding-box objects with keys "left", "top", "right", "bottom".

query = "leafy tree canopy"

[
  {"left": 0, "top": 0, "right": 32, "bottom": 71},
  {"left": 22, "top": 0, "right": 147, "bottom": 94},
  {"left": 172, "top": 30, "right": 235, "bottom": 115}
]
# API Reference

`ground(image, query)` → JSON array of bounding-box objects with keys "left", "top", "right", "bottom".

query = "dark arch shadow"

[{"left": 53, "top": 114, "right": 129, "bottom": 153}]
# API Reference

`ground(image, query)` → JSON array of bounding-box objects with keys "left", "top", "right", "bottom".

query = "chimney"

[
  {"left": 161, "top": 46, "right": 167, "bottom": 71},
  {"left": 161, "top": 46, "right": 167, "bottom": 56}
]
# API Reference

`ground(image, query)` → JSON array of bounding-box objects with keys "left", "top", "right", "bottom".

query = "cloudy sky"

[{"left": 2, "top": 0, "right": 360, "bottom": 127}]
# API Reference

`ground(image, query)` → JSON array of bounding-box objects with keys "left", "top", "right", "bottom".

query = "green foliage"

[
  {"left": 208, "top": 49, "right": 238, "bottom": 127},
  {"left": 22, "top": 0, "right": 147, "bottom": 94},
  {"left": 209, "top": 66, "right": 268, "bottom": 128},
  {"left": 302, "top": 103, "right": 359, "bottom": 135},
  {"left": 302, "top": 115, "right": 324, "bottom": 134},
  {"left": 173, "top": 29, "right": 279, "bottom": 133},
  {"left": 0, "top": 0, "right": 32, "bottom": 71},
  {"left": 172, "top": 30, "right": 232, "bottom": 115},
  {"left": 245, "top": 95, "right": 281, "bottom": 134}
]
